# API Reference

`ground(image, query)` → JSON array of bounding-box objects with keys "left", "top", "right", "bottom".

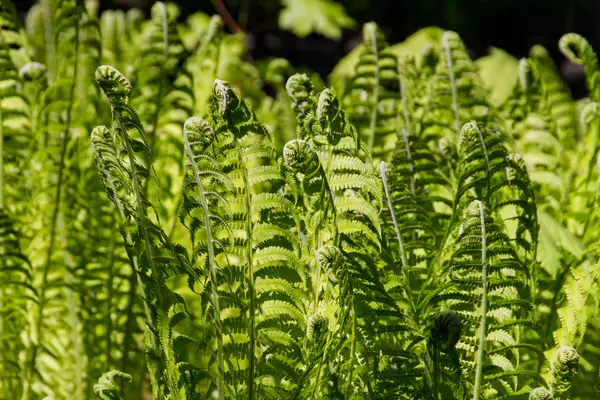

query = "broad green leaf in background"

[
  {"left": 537, "top": 210, "right": 586, "bottom": 278},
  {"left": 178, "top": 11, "right": 211, "bottom": 50},
  {"left": 388, "top": 26, "right": 445, "bottom": 55},
  {"left": 329, "top": 26, "right": 444, "bottom": 96},
  {"left": 279, "top": 0, "right": 355, "bottom": 39},
  {"left": 475, "top": 46, "right": 519, "bottom": 106}
]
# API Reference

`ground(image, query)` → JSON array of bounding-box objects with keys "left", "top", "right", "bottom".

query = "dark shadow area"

[{"left": 15, "top": 0, "right": 596, "bottom": 98}]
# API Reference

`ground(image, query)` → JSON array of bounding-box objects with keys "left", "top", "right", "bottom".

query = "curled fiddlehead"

[
  {"left": 315, "top": 244, "right": 342, "bottom": 283},
  {"left": 425, "top": 311, "right": 463, "bottom": 398},
  {"left": 286, "top": 73, "right": 314, "bottom": 124},
  {"left": 306, "top": 312, "right": 331, "bottom": 351},
  {"left": 559, "top": 33, "right": 600, "bottom": 102},
  {"left": 429, "top": 310, "right": 462, "bottom": 352},
  {"left": 529, "top": 387, "right": 553, "bottom": 400},
  {"left": 549, "top": 346, "right": 579, "bottom": 397}
]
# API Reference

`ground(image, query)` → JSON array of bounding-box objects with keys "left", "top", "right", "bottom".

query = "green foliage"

[
  {"left": 279, "top": 0, "right": 355, "bottom": 39},
  {"left": 2, "top": 1, "right": 600, "bottom": 400},
  {"left": 475, "top": 47, "right": 518, "bottom": 107},
  {"left": 93, "top": 370, "right": 132, "bottom": 400}
]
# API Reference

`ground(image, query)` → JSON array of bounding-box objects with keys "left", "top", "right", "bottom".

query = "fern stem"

[
  {"left": 344, "top": 299, "right": 358, "bottom": 399},
  {"left": 184, "top": 127, "right": 225, "bottom": 400},
  {"left": 113, "top": 108, "right": 161, "bottom": 347},
  {"left": 66, "top": 276, "right": 85, "bottom": 398},
  {"left": 433, "top": 347, "right": 440, "bottom": 400},
  {"left": 473, "top": 200, "right": 488, "bottom": 400},
  {"left": 379, "top": 161, "right": 414, "bottom": 304},
  {"left": 439, "top": 124, "right": 491, "bottom": 271},
  {"left": 398, "top": 64, "right": 412, "bottom": 133},
  {"left": 92, "top": 132, "right": 156, "bottom": 394},
  {"left": 0, "top": 106, "right": 3, "bottom": 209},
  {"left": 541, "top": 264, "right": 570, "bottom": 355},
  {"left": 235, "top": 140, "right": 256, "bottom": 399},
  {"left": 105, "top": 226, "right": 118, "bottom": 369},
  {"left": 442, "top": 32, "right": 461, "bottom": 136},
  {"left": 91, "top": 137, "right": 156, "bottom": 368},
  {"left": 209, "top": 0, "right": 240, "bottom": 34},
  {"left": 400, "top": 129, "right": 417, "bottom": 196},
  {"left": 473, "top": 125, "right": 491, "bottom": 202},
  {"left": 318, "top": 147, "right": 339, "bottom": 245},
  {"left": 42, "top": 0, "right": 55, "bottom": 83},
  {"left": 121, "top": 266, "right": 141, "bottom": 394},
  {"left": 309, "top": 351, "right": 327, "bottom": 399},
  {"left": 366, "top": 23, "right": 380, "bottom": 153}
]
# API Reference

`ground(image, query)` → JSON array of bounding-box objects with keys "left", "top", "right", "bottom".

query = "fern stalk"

[
  {"left": 366, "top": 23, "right": 380, "bottom": 153},
  {"left": 113, "top": 109, "right": 162, "bottom": 348},
  {"left": 90, "top": 129, "right": 155, "bottom": 351},
  {"left": 235, "top": 138, "right": 256, "bottom": 400},
  {"left": 379, "top": 161, "right": 413, "bottom": 303},
  {"left": 443, "top": 32, "right": 461, "bottom": 135},
  {"left": 0, "top": 105, "right": 3, "bottom": 208},
  {"left": 104, "top": 232, "right": 118, "bottom": 370},
  {"left": 472, "top": 200, "right": 488, "bottom": 400},
  {"left": 344, "top": 300, "right": 358, "bottom": 399},
  {"left": 0, "top": 75, "right": 3, "bottom": 395},
  {"left": 42, "top": 0, "right": 55, "bottom": 82}
]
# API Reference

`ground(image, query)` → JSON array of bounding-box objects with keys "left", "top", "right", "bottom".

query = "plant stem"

[
  {"left": 380, "top": 161, "right": 415, "bottom": 315},
  {"left": 236, "top": 140, "right": 255, "bottom": 400},
  {"left": 366, "top": 23, "right": 380, "bottom": 153},
  {"left": 344, "top": 300, "right": 357, "bottom": 399},
  {"left": 210, "top": 0, "right": 240, "bottom": 34},
  {"left": 42, "top": 0, "right": 55, "bottom": 83},
  {"left": 0, "top": 106, "right": 3, "bottom": 209},
  {"left": 442, "top": 32, "right": 461, "bottom": 136},
  {"left": 473, "top": 201, "right": 488, "bottom": 400}
]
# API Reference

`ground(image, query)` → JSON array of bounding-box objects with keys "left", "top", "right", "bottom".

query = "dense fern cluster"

[{"left": 2, "top": 1, "right": 600, "bottom": 399}]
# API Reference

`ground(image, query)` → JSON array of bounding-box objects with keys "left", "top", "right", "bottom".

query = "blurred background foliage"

[{"left": 14, "top": 0, "right": 599, "bottom": 98}]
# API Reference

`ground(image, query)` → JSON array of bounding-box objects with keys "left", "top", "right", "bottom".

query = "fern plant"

[{"left": 2, "top": 1, "right": 600, "bottom": 399}]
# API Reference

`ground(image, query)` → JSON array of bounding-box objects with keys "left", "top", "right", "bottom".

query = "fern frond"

[
  {"left": 529, "top": 45, "right": 577, "bottom": 148},
  {"left": 0, "top": 3, "right": 32, "bottom": 214},
  {"left": 286, "top": 73, "right": 314, "bottom": 126},
  {"left": 198, "top": 79, "right": 306, "bottom": 399},
  {"left": 187, "top": 15, "right": 222, "bottom": 118},
  {"left": 94, "top": 65, "right": 190, "bottom": 399},
  {"left": 21, "top": 1, "right": 88, "bottom": 397},
  {"left": 260, "top": 58, "right": 297, "bottom": 152},
  {"left": 99, "top": 8, "right": 143, "bottom": 73},
  {"left": 0, "top": 209, "right": 36, "bottom": 398},
  {"left": 344, "top": 22, "right": 399, "bottom": 161},
  {"left": 441, "top": 199, "right": 536, "bottom": 398}
]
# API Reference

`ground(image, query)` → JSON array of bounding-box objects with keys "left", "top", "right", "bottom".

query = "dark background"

[{"left": 15, "top": 0, "right": 598, "bottom": 98}]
